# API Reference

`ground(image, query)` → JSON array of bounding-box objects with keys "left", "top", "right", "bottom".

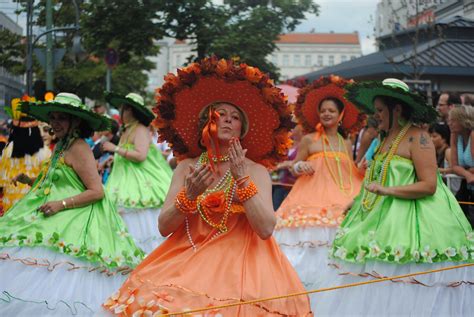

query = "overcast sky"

[
  {"left": 295, "top": 0, "right": 379, "bottom": 54},
  {"left": 1, "top": 0, "right": 379, "bottom": 55}
]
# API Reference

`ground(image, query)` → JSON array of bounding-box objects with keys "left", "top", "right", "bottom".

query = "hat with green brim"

[
  {"left": 105, "top": 92, "right": 155, "bottom": 121},
  {"left": 344, "top": 78, "right": 438, "bottom": 124},
  {"left": 21, "top": 92, "right": 112, "bottom": 131}
]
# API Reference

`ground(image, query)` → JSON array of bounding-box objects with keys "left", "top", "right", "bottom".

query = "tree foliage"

[
  {"left": 0, "top": 28, "right": 25, "bottom": 75},
  {"left": 15, "top": 0, "right": 319, "bottom": 97},
  {"left": 21, "top": 0, "right": 163, "bottom": 100},
  {"left": 158, "top": 0, "right": 319, "bottom": 78}
]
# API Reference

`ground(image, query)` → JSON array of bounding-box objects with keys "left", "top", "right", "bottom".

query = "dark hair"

[
  {"left": 76, "top": 119, "right": 94, "bottom": 138},
  {"left": 374, "top": 95, "right": 413, "bottom": 120},
  {"left": 318, "top": 97, "right": 344, "bottom": 113},
  {"left": 9, "top": 125, "right": 44, "bottom": 158},
  {"left": 109, "top": 119, "right": 119, "bottom": 135},
  {"left": 318, "top": 97, "right": 347, "bottom": 138},
  {"left": 428, "top": 123, "right": 451, "bottom": 145},
  {"left": 440, "top": 91, "right": 462, "bottom": 105},
  {"left": 129, "top": 104, "right": 152, "bottom": 126}
]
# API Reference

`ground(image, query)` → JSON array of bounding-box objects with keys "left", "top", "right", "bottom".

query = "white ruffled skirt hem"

[
  {"left": 311, "top": 257, "right": 474, "bottom": 315},
  {"left": 0, "top": 247, "right": 127, "bottom": 316},
  {"left": 274, "top": 226, "right": 336, "bottom": 287},
  {"left": 119, "top": 207, "right": 167, "bottom": 254}
]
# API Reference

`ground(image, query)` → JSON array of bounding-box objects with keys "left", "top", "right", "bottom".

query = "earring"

[
  {"left": 48, "top": 128, "right": 54, "bottom": 136},
  {"left": 72, "top": 128, "right": 80, "bottom": 138}
]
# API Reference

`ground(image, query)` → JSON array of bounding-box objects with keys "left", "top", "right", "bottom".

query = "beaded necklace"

[
  {"left": 322, "top": 133, "right": 353, "bottom": 196},
  {"left": 361, "top": 123, "right": 411, "bottom": 212},
  {"left": 195, "top": 152, "right": 236, "bottom": 233},
  {"left": 200, "top": 154, "right": 230, "bottom": 163}
]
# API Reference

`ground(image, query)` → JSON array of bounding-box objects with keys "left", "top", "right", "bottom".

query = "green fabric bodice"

[
  {"left": 332, "top": 154, "right": 474, "bottom": 264},
  {"left": 0, "top": 159, "right": 145, "bottom": 269},
  {"left": 106, "top": 143, "right": 172, "bottom": 209}
]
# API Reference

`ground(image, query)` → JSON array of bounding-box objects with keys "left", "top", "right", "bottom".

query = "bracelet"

[
  {"left": 293, "top": 161, "right": 304, "bottom": 175},
  {"left": 62, "top": 200, "right": 67, "bottom": 209},
  {"left": 114, "top": 145, "right": 120, "bottom": 153},
  {"left": 175, "top": 188, "right": 197, "bottom": 214},
  {"left": 236, "top": 175, "right": 250, "bottom": 187},
  {"left": 71, "top": 197, "right": 75, "bottom": 208},
  {"left": 237, "top": 180, "right": 258, "bottom": 202}
]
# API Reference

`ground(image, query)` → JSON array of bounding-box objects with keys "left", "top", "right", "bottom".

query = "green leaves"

[
  {"left": 159, "top": 0, "right": 320, "bottom": 80},
  {"left": 0, "top": 28, "right": 25, "bottom": 75},
  {"left": 15, "top": 0, "right": 320, "bottom": 96}
]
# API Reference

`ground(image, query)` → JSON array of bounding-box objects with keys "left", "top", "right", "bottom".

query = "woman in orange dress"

[
  {"left": 275, "top": 76, "right": 366, "bottom": 287},
  {"left": 103, "top": 57, "right": 312, "bottom": 316}
]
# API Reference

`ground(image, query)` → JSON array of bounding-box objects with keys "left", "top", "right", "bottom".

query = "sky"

[
  {"left": 1, "top": 0, "right": 379, "bottom": 55},
  {"left": 295, "top": 0, "right": 379, "bottom": 54}
]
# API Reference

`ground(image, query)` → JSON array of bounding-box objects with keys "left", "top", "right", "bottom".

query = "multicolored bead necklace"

[
  {"left": 195, "top": 152, "right": 236, "bottom": 233},
  {"left": 322, "top": 133, "right": 354, "bottom": 196},
  {"left": 361, "top": 123, "right": 412, "bottom": 212}
]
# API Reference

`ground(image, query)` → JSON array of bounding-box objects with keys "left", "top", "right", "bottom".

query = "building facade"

[
  {"left": 375, "top": 0, "right": 474, "bottom": 38},
  {"left": 0, "top": 12, "right": 24, "bottom": 118},
  {"left": 375, "top": 0, "right": 448, "bottom": 37},
  {"left": 146, "top": 32, "right": 362, "bottom": 91},
  {"left": 271, "top": 33, "right": 361, "bottom": 81}
]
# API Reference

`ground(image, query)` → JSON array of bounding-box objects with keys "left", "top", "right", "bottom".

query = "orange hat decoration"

[
  {"left": 153, "top": 56, "right": 294, "bottom": 169},
  {"left": 295, "top": 75, "right": 366, "bottom": 135}
]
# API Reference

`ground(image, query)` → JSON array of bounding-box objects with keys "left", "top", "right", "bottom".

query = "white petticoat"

[
  {"left": 119, "top": 207, "right": 167, "bottom": 254},
  {"left": 0, "top": 246, "right": 127, "bottom": 316},
  {"left": 309, "top": 257, "right": 474, "bottom": 315},
  {"left": 273, "top": 226, "right": 337, "bottom": 288},
  {"left": 274, "top": 226, "right": 474, "bottom": 315}
]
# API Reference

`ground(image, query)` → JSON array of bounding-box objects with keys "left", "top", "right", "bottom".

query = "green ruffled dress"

[
  {"left": 0, "top": 157, "right": 144, "bottom": 268},
  {"left": 106, "top": 143, "right": 172, "bottom": 209},
  {"left": 105, "top": 143, "right": 172, "bottom": 252},
  {"left": 332, "top": 154, "right": 474, "bottom": 263},
  {"left": 0, "top": 157, "right": 145, "bottom": 315},
  {"left": 308, "top": 154, "right": 474, "bottom": 315}
]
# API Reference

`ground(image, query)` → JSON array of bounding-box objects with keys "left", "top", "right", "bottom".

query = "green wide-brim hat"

[
  {"left": 105, "top": 92, "right": 155, "bottom": 121},
  {"left": 345, "top": 78, "right": 438, "bottom": 124},
  {"left": 21, "top": 92, "right": 112, "bottom": 131}
]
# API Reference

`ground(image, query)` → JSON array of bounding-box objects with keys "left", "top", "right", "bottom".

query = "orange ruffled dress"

[
  {"left": 274, "top": 148, "right": 363, "bottom": 289},
  {"left": 103, "top": 203, "right": 312, "bottom": 316},
  {"left": 276, "top": 151, "right": 363, "bottom": 229}
]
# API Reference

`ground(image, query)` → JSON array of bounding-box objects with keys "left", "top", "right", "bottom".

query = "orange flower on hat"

[
  {"left": 202, "top": 191, "right": 227, "bottom": 214},
  {"left": 216, "top": 59, "right": 230, "bottom": 76},
  {"left": 244, "top": 66, "right": 262, "bottom": 84}
]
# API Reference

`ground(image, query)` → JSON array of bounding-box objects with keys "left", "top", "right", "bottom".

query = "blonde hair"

[{"left": 449, "top": 105, "right": 474, "bottom": 130}]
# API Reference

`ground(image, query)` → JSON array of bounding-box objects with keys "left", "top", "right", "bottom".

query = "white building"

[
  {"left": 0, "top": 11, "right": 24, "bottom": 118},
  {"left": 375, "top": 0, "right": 448, "bottom": 37},
  {"left": 374, "top": 0, "right": 474, "bottom": 38},
  {"left": 147, "top": 32, "right": 362, "bottom": 91},
  {"left": 272, "top": 33, "right": 362, "bottom": 81}
]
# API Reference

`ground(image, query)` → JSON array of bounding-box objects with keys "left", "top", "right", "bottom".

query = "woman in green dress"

[
  {"left": 102, "top": 92, "right": 172, "bottom": 253},
  {"left": 0, "top": 93, "right": 144, "bottom": 315},
  {"left": 312, "top": 79, "right": 474, "bottom": 315}
]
